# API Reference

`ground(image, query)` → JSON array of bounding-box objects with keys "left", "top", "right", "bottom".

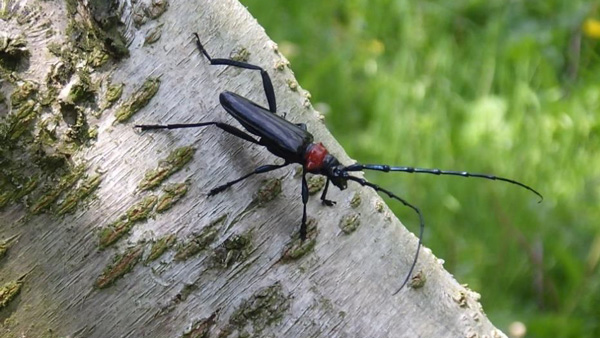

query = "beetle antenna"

[
  {"left": 344, "top": 175, "right": 423, "bottom": 294},
  {"left": 344, "top": 163, "right": 543, "bottom": 202}
]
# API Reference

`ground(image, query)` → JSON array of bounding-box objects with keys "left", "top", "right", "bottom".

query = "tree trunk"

[{"left": 0, "top": 0, "right": 507, "bottom": 337}]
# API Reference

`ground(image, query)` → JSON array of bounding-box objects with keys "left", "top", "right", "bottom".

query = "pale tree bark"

[{"left": 0, "top": 1, "right": 508, "bottom": 337}]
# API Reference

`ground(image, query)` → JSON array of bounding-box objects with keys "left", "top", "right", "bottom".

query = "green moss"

[
  {"left": 46, "top": 60, "right": 74, "bottom": 86},
  {"left": 230, "top": 46, "right": 250, "bottom": 62},
  {"left": 145, "top": 234, "right": 177, "bottom": 263},
  {"left": 138, "top": 146, "right": 195, "bottom": 191},
  {"left": 114, "top": 77, "right": 160, "bottom": 123},
  {"left": 64, "top": 0, "right": 129, "bottom": 67},
  {"left": 98, "top": 217, "right": 133, "bottom": 249},
  {"left": 0, "top": 2, "right": 130, "bottom": 215},
  {"left": 126, "top": 195, "right": 158, "bottom": 222},
  {"left": 42, "top": 73, "right": 66, "bottom": 107},
  {"left": 6, "top": 100, "right": 39, "bottom": 141},
  {"left": 139, "top": 167, "right": 169, "bottom": 190},
  {"left": 0, "top": 234, "right": 19, "bottom": 260},
  {"left": 211, "top": 233, "right": 252, "bottom": 269},
  {"left": 0, "top": 192, "right": 11, "bottom": 209},
  {"left": 156, "top": 182, "right": 188, "bottom": 213},
  {"left": 103, "top": 82, "right": 124, "bottom": 108},
  {"left": 306, "top": 175, "right": 325, "bottom": 195},
  {"left": 98, "top": 189, "right": 179, "bottom": 250},
  {"left": 30, "top": 165, "right": 85, "bottom": 214},
  {"left": 165, "top": 147, "right": 195, "bottom": 168},
  {"left": 174, "top": 215, "right": 225, "bottom": 261},
  {"left": 39, "top": 92, "right": 58, "bottom": 108},
  {"left": 293, "top": 166, "right": 303, "bottom": 178},
  {"left": 30, "top": 190, "right": 60, "bottom": 215},
  {"left": 0, "top": 271, "right": 30, "bottom": 310},
  {"left": 88, "top": 46, "right": 110, "bottom": 68},
  {"left": 0, "top": 33, "right": 29, "bottom": 70},
  {"left": 60, "top": 103, "right": 93, "bottom": 146},
  {"left": 280, "top": 219, "right": 317, "bottom": 262},
  {"left": 65, "top": 70, "right": 95, "bottom": 104},
  {"left": 0, "top": 280, "right": 22, "bottom": 309},
  {"left": 12, "top": 176, "right": 39, "bottom": 202},
  {"left": 56, "top": 173, "right": 102, "bottom": 215},
  {"left": 252, "top": 178, "right": 281, "bottom": 206},
  {"left": 33, "top": 152, "right": 68, "bottom": 174},
  {"left": 46, "top": 42, "right": 62, "bottom": 57},
  {"left": 174, "top": 231, "right": 216, "bottom": 261},
  {"left": 350, "top": 192, "right": 361, "bottom": 208},
  {"left": 9, "top": 81, "right": 37, "bottom": 107},
  {"left": 227, "top": 282, "right": 290, "bottom": 335},
  {"left": 64, "top": 0, "right": 77, "bottom": 16},
  {"left": 338, "top": 212, "right": 360, "bottom": 234},
  {"left": 0, "top": 0, "right": 11, "bottom": 19},
  {"left": 95, "top": 245, "right": 144, "bottom": 289},
  {"left": 87, "top": 126, "right": 98, "bottom": 139}
]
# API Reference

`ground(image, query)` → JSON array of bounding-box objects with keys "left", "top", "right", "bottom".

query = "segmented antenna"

[
  {"left": 345, "top": 164, "right": 542, "bottom": 202},
  {"left": 343, "top": 163, "right": 543, "bottom": 293}
]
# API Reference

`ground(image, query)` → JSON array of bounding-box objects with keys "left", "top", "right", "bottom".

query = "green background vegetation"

[{"left": 240, "top": 0, "right": 600, "bottom": 336}]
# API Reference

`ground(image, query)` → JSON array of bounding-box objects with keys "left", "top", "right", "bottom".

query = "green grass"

[{"left": 240, "top": 0, "right": 600, "bottom": 336}]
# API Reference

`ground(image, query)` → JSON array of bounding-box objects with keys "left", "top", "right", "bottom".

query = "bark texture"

[{"left": 0, "top": 0, "right": 507, "bottom": 337}]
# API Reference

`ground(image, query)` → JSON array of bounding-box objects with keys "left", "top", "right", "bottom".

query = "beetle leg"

[
  {"left": 135, "top": 121, "right": 261, "bottom": 145},
  {"left": 320, "top": 177, "right": 336, "bottom": 206},
  {"left": 300, "top": 169, "right": 309, "bottom": 240},
  {"left": 194, "top": 33, "right": 277, "bottom": 113},
  {"left": 208, "top": 163, "right": 289, "bottom": 196}
]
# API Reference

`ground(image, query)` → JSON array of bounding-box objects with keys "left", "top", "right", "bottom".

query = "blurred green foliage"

[{"left": 240, "top": 0, "right": 600, "bottom": 336}]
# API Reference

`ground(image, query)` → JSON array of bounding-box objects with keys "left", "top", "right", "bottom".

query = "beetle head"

[{"left": 323, "top": 155, "right": 348, "bottom": 190}]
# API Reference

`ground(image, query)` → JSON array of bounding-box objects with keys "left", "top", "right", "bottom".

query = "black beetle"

[{"left": 136, "top": 33, "right": 541, "bottom": 292}]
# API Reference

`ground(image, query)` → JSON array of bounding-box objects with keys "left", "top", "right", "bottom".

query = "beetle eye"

[{"left": 335, "top": 166, "right": 346, "bottom": 176}]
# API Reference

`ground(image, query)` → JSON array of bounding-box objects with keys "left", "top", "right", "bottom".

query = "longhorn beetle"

[{"left": 136, "top": 33, "right": 542, "bottom": 293}]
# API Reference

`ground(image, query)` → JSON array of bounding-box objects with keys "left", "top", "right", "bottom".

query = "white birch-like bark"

[{"left": 0, "top": 0, "right": 508, "bottom": 337}]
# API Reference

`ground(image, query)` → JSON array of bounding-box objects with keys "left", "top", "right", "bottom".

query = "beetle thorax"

[{"left": 304, "top": 143, "right": 329, "bottom": 173}]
